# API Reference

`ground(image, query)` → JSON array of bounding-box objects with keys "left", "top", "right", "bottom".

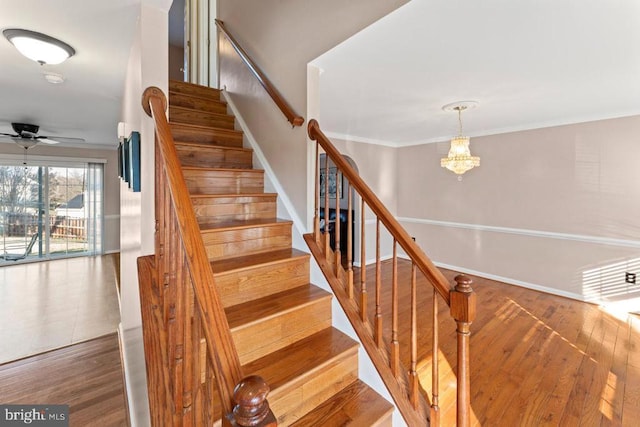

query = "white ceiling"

[
  {"left": 312, "top": 0, "right": 640, "bottom": 146},
  {"left": 0, "top": 0, "right": 140, "bottom": 149}
]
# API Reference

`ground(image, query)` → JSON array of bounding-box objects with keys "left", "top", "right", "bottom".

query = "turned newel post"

[
  {"left": 232, "top": 375, "right": 277, "bottom": 426},
  {"left": 450, "top": 274, "right": 476, "bottom": 427}
]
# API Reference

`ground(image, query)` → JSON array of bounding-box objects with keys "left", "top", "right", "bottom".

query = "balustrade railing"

[
  {"left": 306, "top": 119, "right": 476, "bottom": 426},
  {"left": 138, "top": 86, "right": 276, "bottom": 426}
]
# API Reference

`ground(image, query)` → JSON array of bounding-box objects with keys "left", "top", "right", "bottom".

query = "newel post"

[
  {"left": 230, "top": 375, "right": 277, "bottom": 427},
  {"left": 450, "top": 275, "right": 476, "bottom": 427}
]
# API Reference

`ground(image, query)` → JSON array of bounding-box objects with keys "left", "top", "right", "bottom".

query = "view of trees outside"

[{"left": 0, "top": 164, "right": 89, "bottom": 260}]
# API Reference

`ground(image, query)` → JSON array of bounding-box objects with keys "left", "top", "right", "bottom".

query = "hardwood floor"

[
  {"left": 0, "top": 254, "right": 120, "bottom": 363},
  {"left": 0, "top": 333, "right": 127, "bottom": 426},
  {"left": 354, "top": 259, "right": 640, "bottom": 426}
]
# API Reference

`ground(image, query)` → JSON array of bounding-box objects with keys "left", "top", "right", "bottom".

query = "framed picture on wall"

[
  {"left": 320, "top": 167, "right": 343, "bottom": 199},
  {"left": 128, "top": 131, "right": 141, "bottom": 192}
]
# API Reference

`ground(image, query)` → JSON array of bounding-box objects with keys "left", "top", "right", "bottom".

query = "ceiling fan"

[{"left": 0, "top": 122, "right": 85, "bottom": 149}]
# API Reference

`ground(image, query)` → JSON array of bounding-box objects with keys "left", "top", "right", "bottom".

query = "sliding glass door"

[{"left": 0, "top": 161, "right": 103, "bottom": 264}]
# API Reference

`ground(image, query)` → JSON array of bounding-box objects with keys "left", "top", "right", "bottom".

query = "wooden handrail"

[
  {"left": 306, "top": 119, "right": 476, "bottom": 426},
  {"left": 215, "top": 19, "right": 304, "bottom": 128},
  {"left": 140, "top": 87, "right": 276, "bottom": 426},
  {"left": 143, "top": 86, "right": 244, "bottom": 413},
  {"left": 308, "top": 119, "right": 451, "bottom": 304}
]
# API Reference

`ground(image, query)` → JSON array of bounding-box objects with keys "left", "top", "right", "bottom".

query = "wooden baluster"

[
  {"left": 182, "top": 251, "right": 194, "bottom": 425},
  {"left": 360, "top": 199, "right": 367, "bottom": 322},
  {"left": 346, "top": 184, "right": 354, "bottom": 299},
  {"left": 409, "top": 262, "right": 419, "bottom": 408},
  {"left": 204, "top": 347, "right": 216, "bottom": 424},
  {"left": 323, "top": 160, "right": 330, "bottom": 257},
  {"left": 314, "top": 143, "right": 320, "bottom": 242},
  {"left": 154, "top": 144, "right": 163, "bottom": 266},
  {"left": 375, "top": 219, "right": 382, "bottom": 347},
  {"left": 450, "top": 275, "right": 476, "bottom": 427},
  {"left": 171, "top": 210, "right": 185, "bottom": 422},
  {"left": 390, "top": 240, "right": 399, "bottom": 377},
  {"left": 431, "top": 287, "right": 440, "bottom": 426},
  {"left": 192, "top": 292, "right": 204, "bottom": 426},
  {"left": 334, "top": 169, "right": 341, "bottom": 271}
]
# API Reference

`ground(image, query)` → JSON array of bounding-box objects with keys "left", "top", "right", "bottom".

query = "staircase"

[{"left": 164, "top": 79, "right": 394, "bottom": 426}]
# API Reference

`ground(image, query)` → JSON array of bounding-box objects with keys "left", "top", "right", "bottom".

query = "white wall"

[
  {"left": 119, "top": 1, "right": 171, "bottom": 425},
  {"left": 397, "top": 115, "right": 640, "bottom": 305},
  {"left": 217, "top": 0, "right": 409, "bottom": 226}
]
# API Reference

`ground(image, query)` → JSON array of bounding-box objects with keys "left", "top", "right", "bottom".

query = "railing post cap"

[
  {"left": 142, "top": 86, "right": 167, "bottom": 117},
  {"left": 454, "top": 274, "right": 473, "bottom": 293},
  {"left": 233, "top": 375, "right": 271, "bottom": 426}
]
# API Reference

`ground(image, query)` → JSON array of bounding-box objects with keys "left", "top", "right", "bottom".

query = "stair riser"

[
  {"left": 177, "top": 145, "right": 253, "bottom": 169},
  {"left": 170, "top": 107, "right": 235, "bottom": 130},
  {"left": 192, "top": 197, "right": 276, "bottom": 224},
  {"left": 171, "top": 123, "right": 243, "bottom": 148},
  {"left": 169, "top": 80, "right": 221, "bottom": 100},
  {"left": 231, "top": 297, "right": 332, "bottom": 365},
  {"left": 214, "top": 257, "right": 309, "bottom": 308},
  {"left": 184, "top": 170, "right": 264, "bottom": 195},
  {"left": 271, "top": 351, "right": 359, "bottom": 426},
  {"left": 202, "top": 223, "right": 291, "bottom": 260},
  {"left": 169, "top": 92, "right": 228, "bottom": 114}
]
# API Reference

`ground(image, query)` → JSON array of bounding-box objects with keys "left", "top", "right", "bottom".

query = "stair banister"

[
  {"left": 307, "top": 119, "right": 477, "bottom": 426},
  {"left": 140, "top": 86, "right": 276, "bottom": 426},
  {"left": 214, "top": 19, "right": 304, "bottom": 128},
  {"left": 308, "top": 119, "right": 451, "bottom": 303}
]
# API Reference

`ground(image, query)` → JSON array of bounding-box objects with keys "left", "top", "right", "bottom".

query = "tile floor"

[{"left": 0, "top": 254, "right": 120, "bottom": 364}]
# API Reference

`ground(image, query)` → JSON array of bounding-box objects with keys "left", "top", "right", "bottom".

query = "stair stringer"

[{"left": 222, "top": 90, "right": 406, "bottom": 427}]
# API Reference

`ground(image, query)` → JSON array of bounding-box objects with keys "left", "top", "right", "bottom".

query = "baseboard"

[
  {"left": 118, "top": 324, "right": 150, "bottom": 427},
  {"left": 116, "top": 326, "right": 132, "bottom": 427}
]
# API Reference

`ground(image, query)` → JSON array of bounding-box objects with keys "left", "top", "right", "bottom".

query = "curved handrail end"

[
  {"left": 307, "top": 119, "right": 319, "bottom": 137},
  {"left": 142, "top": 86, "right": 168, "bottom": 117}
]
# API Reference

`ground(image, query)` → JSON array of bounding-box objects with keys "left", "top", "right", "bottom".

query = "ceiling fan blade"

[
  {"left": 0, "top": 132, "right": 18, "bottom": 137},
  {"left": 22, "top": 131, "right": 39, "bottom": 139},
  {"left": 39, "top": 136, "right": 85, "bottom": 144}
]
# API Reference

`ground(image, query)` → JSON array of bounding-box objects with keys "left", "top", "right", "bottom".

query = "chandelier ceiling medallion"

[{"left": 440, "top": 101, "right": 480, "bottom": 176}]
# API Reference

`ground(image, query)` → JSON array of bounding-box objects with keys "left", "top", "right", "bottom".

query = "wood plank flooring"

[
  {"left": 0, "top": 333, "right": 127, "bottom": 426},
  {"left": 0, "top": 254, "right": 121, "bottom": 363},
  {"left": 353, "top": 259, "right": 640, "bottom": 426}
]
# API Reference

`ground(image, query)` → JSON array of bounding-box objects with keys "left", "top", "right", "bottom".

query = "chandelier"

[{"left": 440, "top": 101, "right": 480, "bottom": 175}]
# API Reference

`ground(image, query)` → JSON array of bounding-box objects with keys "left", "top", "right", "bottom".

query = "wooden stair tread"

[
  {"left": 225, "top": 285, "right": 330, "bottom": 330},
  {"left": 170, "top": 105, "right": 234, "bottom": 119},
  {"left": 169, "top": 105, "right": 235, "bottom": 129},
  {"left": 191, "top": 192, "right": 277, "bottom": 199},
  {"left": 169, "top": 121, "right": 244, "bottom": 139},
  {"left": 169, "top": 89, "right": 227, "bottom": 105},
  {"left": 175, "top": 141, "right": 251, "bottom": 153},
  {"left": 170, "top": 121, "right": 240, "bottom": 133},
  {"left": 183, "top": 166, "right": 263, "bottom": 173},
  {"left": 169, "top": 79, "right": 221, "bottom": 99},
  {"left": 199, "top": 218, "right": 292, "bottom": 232},
  {"left": 212, "top": 248, "right": 308, "bottom": 274},
  {"left": 291, "top": 380, "right": 394, "bottom": 427},
  {"left": 242, "top": 328, "right": 358, "bottom": 392}
]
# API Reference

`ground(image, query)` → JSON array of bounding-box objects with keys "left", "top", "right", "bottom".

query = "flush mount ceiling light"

[
  {"left": 440, "top": 101, "right": 480, "bottom": 176},
  {"left": 3, "top": 29, "right": 75, "bottom": 65}
]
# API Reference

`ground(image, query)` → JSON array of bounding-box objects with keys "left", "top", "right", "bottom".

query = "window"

[{"left": 0, "top": 159, "right": 104, "bottom": 263}]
